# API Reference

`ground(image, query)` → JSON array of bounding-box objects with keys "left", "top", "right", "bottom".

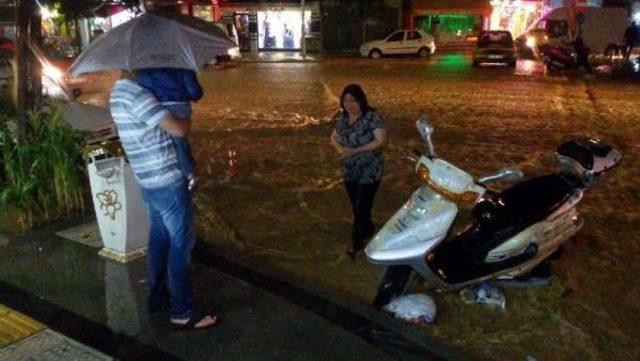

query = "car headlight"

[
  {"left": 526, "top": 37, "right": 536, "bottom": 48},
  {"left": 43, "top": 64, "right": 63, "bottom": 82}
]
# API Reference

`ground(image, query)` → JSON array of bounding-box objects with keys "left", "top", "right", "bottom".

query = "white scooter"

[{"left": 366, "top": 117, "right": 621, "bottom": 307}]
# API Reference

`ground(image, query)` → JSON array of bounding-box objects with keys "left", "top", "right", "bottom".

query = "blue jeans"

[
  {"left": 163, "top": 103, "right": 195, "bottom": 178},
  {"left": 141, "top": 180, "right": 195, "bottom": 320}
]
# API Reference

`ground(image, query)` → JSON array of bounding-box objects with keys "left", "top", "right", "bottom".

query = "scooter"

[
  {"left": 537, "top": 43, "right": 580, "bottom": 72},
  {"left": 366, "top": 117, "right": 621, "bottom": 308}
]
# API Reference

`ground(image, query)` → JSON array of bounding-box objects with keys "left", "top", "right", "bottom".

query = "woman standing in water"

[{"left": 330, "top": 84, "right": 387, "bottom": 260}]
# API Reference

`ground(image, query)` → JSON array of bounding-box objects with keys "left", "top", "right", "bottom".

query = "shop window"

[
  {"left": 546, "top": 20, "right": 568, "bottom": 38},
  {"left": 258, "top": 10, "right": 312, "bottom": 50},
  {"left": 435, "top": 15, "right": 479, "bottom": 33},
  {"left": 387, "top": 31, "right": 405, "bottom": 42}
]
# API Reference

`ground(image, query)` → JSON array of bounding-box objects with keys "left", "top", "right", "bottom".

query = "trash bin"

[{"left": 85, "top": 138, "right": 149, "bottom": 263}]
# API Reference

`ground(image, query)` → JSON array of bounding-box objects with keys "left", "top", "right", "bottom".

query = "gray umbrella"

[{"left": 70, "top": 13, "right": 236, "bottom": 76}]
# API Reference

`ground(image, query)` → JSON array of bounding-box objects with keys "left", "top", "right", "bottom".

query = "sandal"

[{"left": 171, "top": 311, "right": 221, "bottom": 330}]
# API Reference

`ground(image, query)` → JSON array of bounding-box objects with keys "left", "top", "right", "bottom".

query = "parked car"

[
  {"left": 473, "top": 30, "right": 517, "bottom": 67},
  {"left": 212, "top": 20, "right": 241, "bottom": 64},
  {"left": 360, "top": 30, "right": 436, "bottom": 59}
]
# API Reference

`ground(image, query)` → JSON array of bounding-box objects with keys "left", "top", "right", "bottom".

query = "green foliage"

[{"left": 0, "top": 102, "right": 87, "bottom": 232}]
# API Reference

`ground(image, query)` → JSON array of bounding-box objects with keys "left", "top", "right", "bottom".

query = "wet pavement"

[
  {"left": 0, "top": 226, "right": 453, "bottom": 360},
  {"left": 4, "top": 51, "right": 640, "bottom": 360}
]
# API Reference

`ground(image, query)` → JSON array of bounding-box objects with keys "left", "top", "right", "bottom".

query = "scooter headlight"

[{"left": 417, "top": 163, "right": 430, "bottom": 183}]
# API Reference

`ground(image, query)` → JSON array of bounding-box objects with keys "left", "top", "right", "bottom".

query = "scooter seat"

[
  {"left": 495, "top": 174, "right": 573, "bottom": 226},
  {"left": 426, "top": 175, "right": 574, "bottom": 284}
]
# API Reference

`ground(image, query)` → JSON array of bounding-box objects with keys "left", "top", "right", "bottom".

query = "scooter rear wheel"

[{"left": 373, "top": 265, "right": 414, "bottom": 308}]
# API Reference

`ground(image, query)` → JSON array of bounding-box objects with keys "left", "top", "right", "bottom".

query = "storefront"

[
  {"left": 219, "top": 1, "right": 321, "bottom": 52},
  {"left": 411, "top": 0, "right": 492, "bottom": 45},
  {"left": 489, "top": 0, "right": 543, "bottom": 38}
]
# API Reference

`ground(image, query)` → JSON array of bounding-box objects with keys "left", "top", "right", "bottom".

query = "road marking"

[{"left": 0, "top": 304, "right": 44, "bottom": 347}]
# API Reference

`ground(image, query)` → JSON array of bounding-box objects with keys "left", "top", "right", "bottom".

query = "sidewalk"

[
  {"left": 0, "top": 221, "right": 455, "bottom": 360},
  {"left": 236, "top": 51, "right": 323, "bottom": 63},
  {"left": 0, "top": 304, "right": 112, "bottom": 360}
]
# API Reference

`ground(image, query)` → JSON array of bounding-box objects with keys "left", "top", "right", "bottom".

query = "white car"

[{"left": 360, "top": 30, "right": 436, "bottom": 59}]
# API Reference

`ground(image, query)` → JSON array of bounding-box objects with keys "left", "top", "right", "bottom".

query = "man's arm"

[
  {"left": 159, "top": 115, "right": 190, "bottom": 138},
  {"left": 131, "top": 87, "right": 191, "bottom": 137}
]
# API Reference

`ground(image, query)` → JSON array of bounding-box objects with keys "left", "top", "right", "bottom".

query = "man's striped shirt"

[{"left": 110, "top": 79, "right": 183, "bottom": 189}]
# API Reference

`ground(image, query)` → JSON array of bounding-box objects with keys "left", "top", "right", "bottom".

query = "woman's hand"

[
  {"left": 344, "top": 128, "right": 388, "bottom": 157},
  {"left": 331, "top": 129, "right": 347, "bottom": 155},
  {"left": 339, "top": 147, "right": 356, "bottom": 159}
]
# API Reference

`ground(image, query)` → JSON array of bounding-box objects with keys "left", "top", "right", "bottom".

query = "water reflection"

[{"left": 105, "top": 259, "right": 146, "bottom": 336}]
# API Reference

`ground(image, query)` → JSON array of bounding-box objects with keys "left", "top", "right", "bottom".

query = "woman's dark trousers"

[{"left": 345, "top": 181, "right": 380, "bottom": 251}]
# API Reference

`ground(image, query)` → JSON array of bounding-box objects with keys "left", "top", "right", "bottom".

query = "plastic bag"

[
  {"left": 383, "top": 293, "right": 437, "bottom": 324},
  {"left": 459, "top": 281, "right": 506, "bottom": 311}
]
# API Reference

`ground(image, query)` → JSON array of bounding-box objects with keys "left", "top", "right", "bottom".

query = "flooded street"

[{"left": 189, "top": 52, "right": 639, "bottom": 360}]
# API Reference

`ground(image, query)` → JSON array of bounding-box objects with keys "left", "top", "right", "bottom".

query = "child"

[{"left": 136, "top": 68, "right": 202, "bottom": 191}]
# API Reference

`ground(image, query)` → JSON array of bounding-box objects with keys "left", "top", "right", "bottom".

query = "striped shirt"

[{"left": 110, "top": 79, "right": 183, "bottom": 189}]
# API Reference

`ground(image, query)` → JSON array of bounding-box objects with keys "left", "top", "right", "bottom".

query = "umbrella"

[
  {"left": 153, "top": 11, "right": 231, "bottom": 40},
  {"left": 69, "top": 13, "right": 236, "bottom": 76}
]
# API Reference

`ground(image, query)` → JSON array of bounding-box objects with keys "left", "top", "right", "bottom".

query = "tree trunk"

[
  {"left": 362, "top": 19, "right": 367, "bottom": 43},
  {"left": 74, "top": 16, "right": 82, "bottom": 53},
  {"left": 28, "top": 0, "right": 41, "bottom": 109},
  {"left": 15, "top": 0, "right": 29, "bottom": 133}
]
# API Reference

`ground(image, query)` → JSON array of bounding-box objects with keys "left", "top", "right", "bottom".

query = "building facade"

[
  {"left": 409, "top": 0, "right": 613, "bottom": 42},
  {"left": 410, "top": 0, "right": 492, "bottom": 45},
  {"left": 0, "top": 0, "right": 15, "bottom": 40}
]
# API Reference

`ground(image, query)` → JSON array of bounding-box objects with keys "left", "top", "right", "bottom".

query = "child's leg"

[
  {"left": 163, "top": 103, "right": 196, "bottom": 179},
  {"left": 172, "top": 137, "right": 195, "bottom": 177}
]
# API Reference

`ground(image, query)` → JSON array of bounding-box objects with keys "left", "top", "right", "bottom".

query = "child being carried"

[{"left": 137, "top": 68, "right": 203, "bottom": 192}]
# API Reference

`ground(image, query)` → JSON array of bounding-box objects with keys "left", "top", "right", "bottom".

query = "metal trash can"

[{"left": 85, "top": 138, "right": 149, "bottom": 263}]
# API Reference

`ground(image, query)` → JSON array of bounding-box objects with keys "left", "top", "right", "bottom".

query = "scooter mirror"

[
  {"left": 478, "top": 167, "right": 524, "bottom": 185},
  {"left": 416, "top": 117, "right": 435, "bottom": 157}
]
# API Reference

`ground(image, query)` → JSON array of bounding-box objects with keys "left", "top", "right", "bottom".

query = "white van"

[{"left": 521, "top": 7, "right": 629, "bottom": 55}]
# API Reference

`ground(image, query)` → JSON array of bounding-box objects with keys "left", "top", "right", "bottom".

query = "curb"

[{"left": 193, "top": 241, "right": 465, "bottom": 361}]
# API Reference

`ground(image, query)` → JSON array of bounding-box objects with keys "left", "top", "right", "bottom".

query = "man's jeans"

[{"left": 140, "top": 180, "right": 195, "bottom": 320}]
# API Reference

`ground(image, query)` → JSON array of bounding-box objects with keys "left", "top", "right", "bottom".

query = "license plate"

[{"left": 488, "top": 54, "right": 504, "bottom": 59}]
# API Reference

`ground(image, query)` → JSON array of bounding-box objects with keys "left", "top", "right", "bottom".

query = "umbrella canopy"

[
  {"left": 69, "top": 13, "right": 236, "bottom": 76},
  {"left": 153, "top": 11, "right": 231, "bottom": 40}
]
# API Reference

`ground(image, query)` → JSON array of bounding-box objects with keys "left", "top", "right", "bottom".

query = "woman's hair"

[{"left": 340, "top": 84, "right": 370, "bottom": 115}]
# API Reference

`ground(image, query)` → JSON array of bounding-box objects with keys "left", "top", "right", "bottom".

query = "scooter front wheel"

[{"left": 373, "top": 265, "right": 414, "bottom": 308}]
